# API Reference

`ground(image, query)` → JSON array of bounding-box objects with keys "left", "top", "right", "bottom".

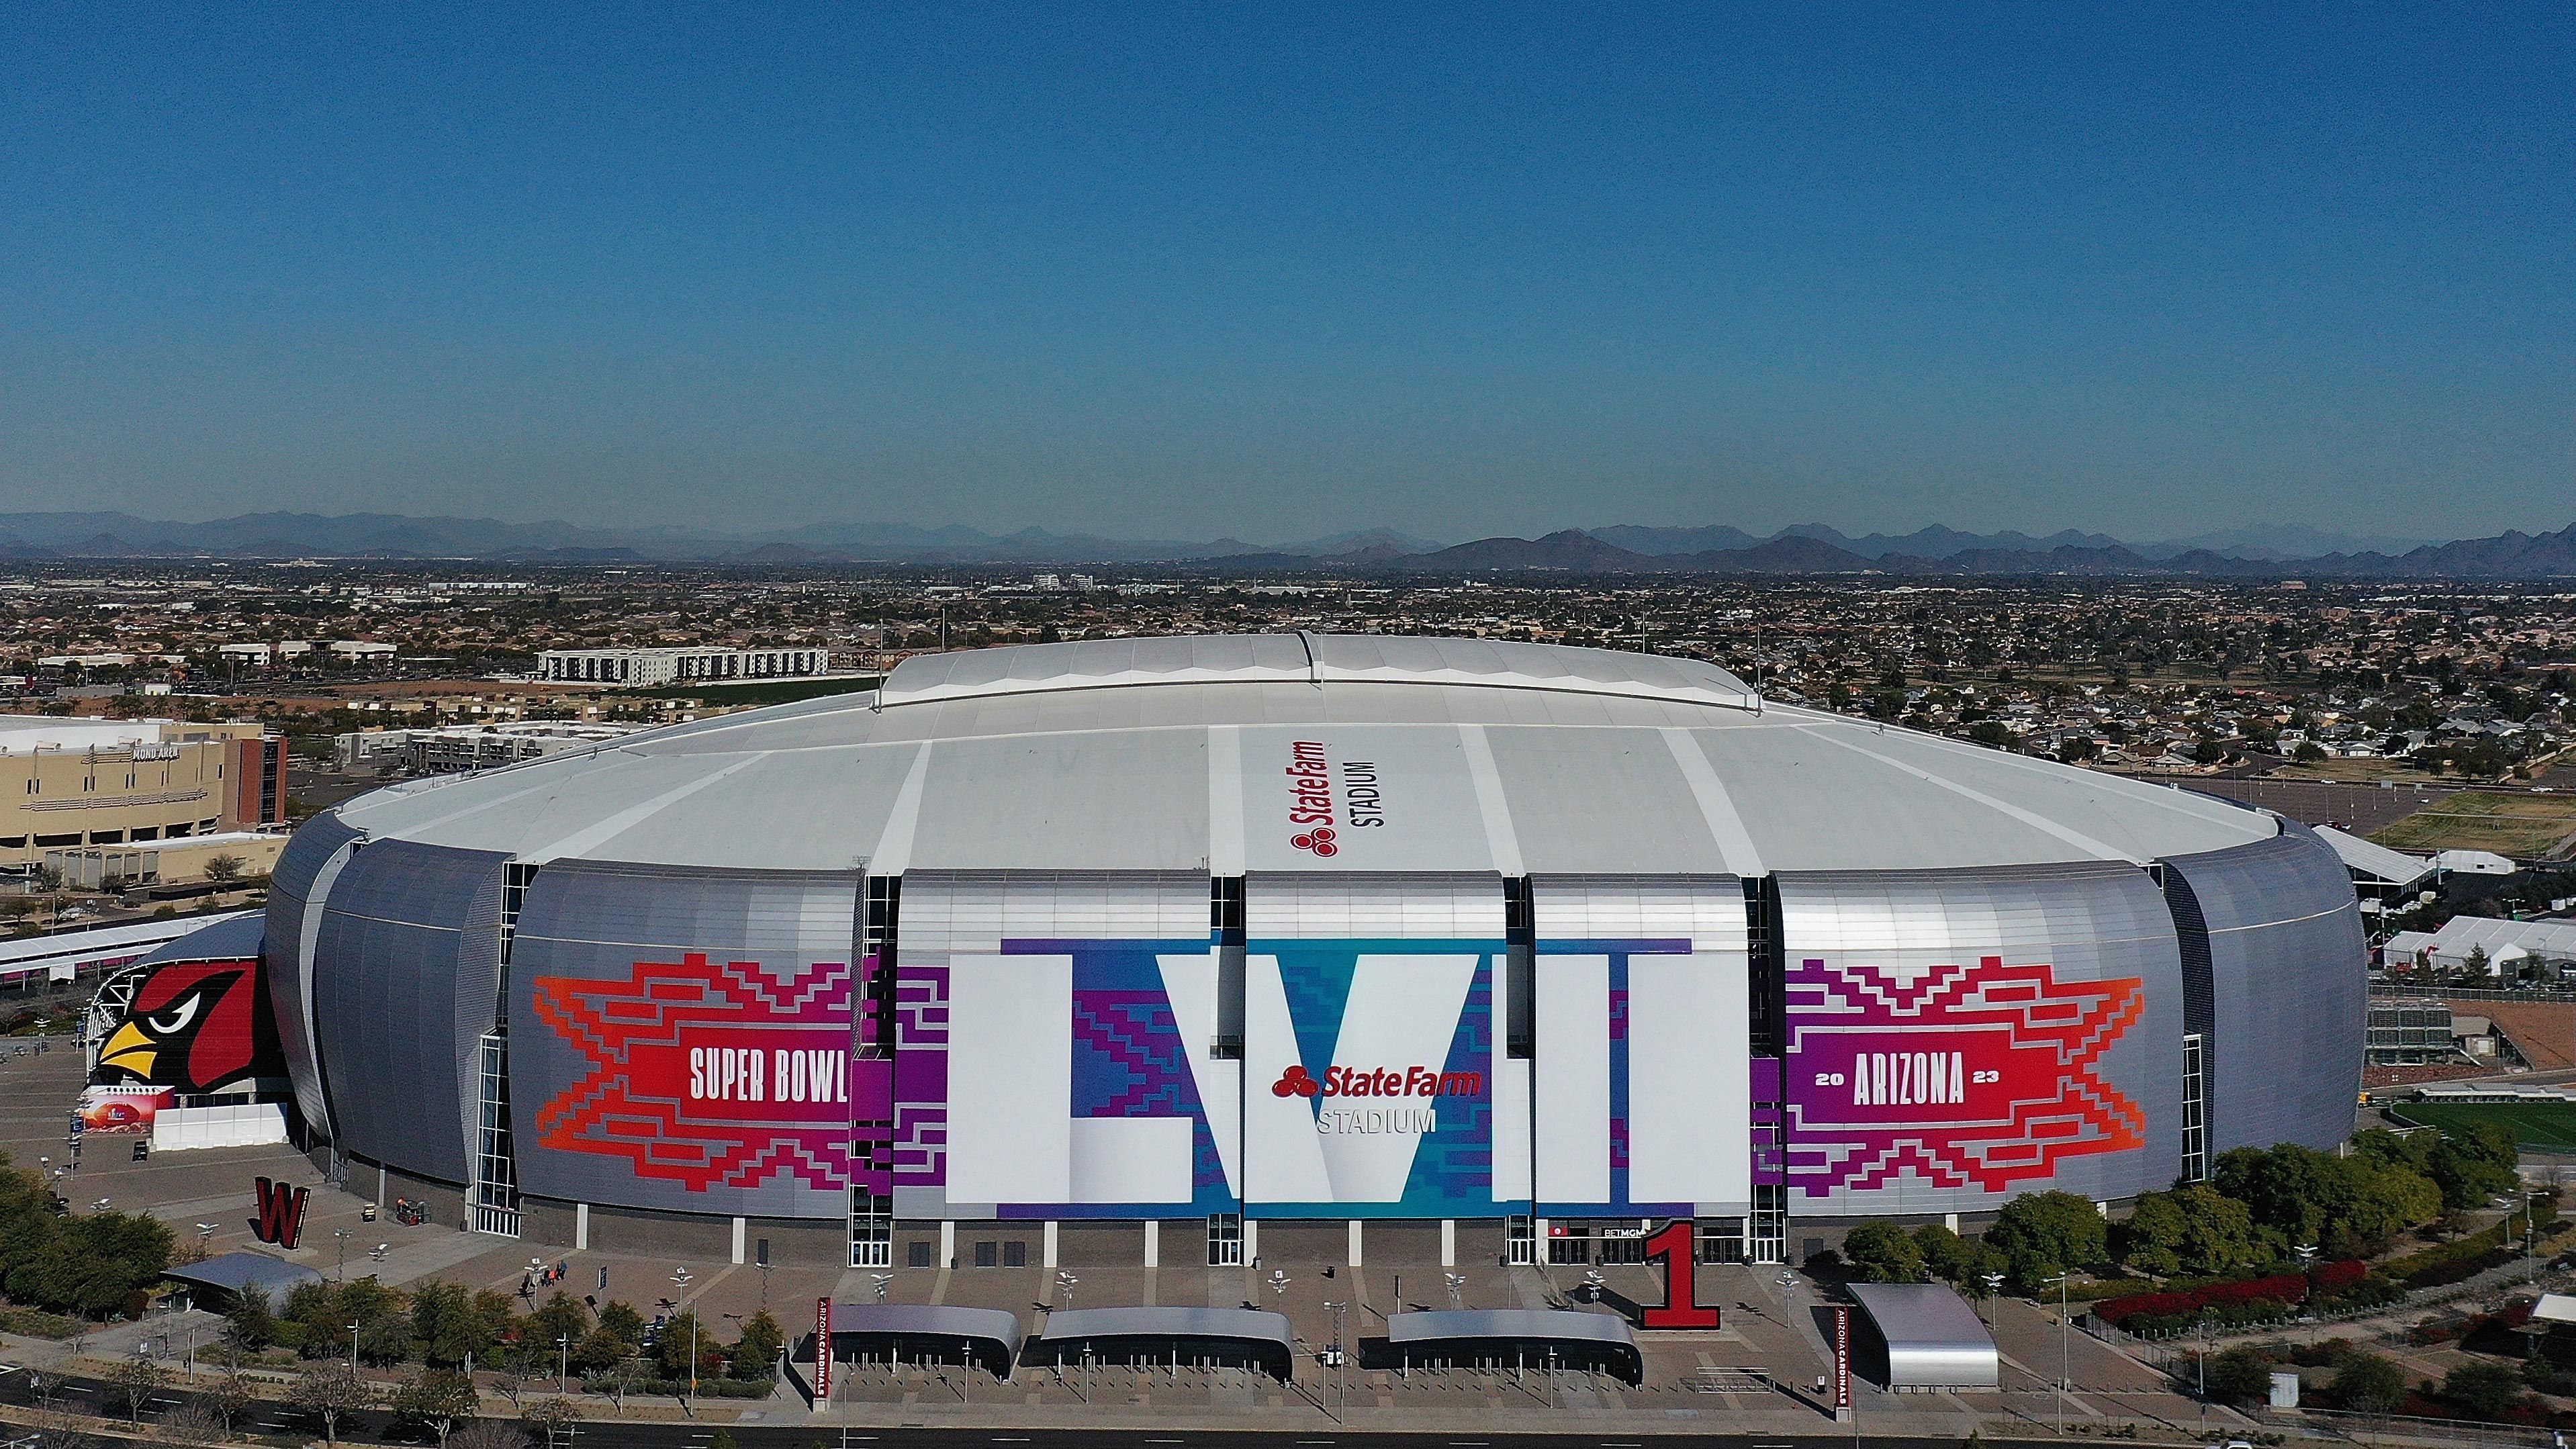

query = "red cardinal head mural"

[{"left": 96, "top": 957, "right": 275, "bottom": 1093}]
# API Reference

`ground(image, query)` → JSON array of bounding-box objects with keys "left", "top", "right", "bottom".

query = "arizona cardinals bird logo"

[{"left": 97, "top": 958, "right": 272, "bottom": 1093}]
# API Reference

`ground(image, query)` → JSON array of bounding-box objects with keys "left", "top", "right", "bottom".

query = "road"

[{"left": 0, "top": 1356, "right": 2064, "bottom": 1449}]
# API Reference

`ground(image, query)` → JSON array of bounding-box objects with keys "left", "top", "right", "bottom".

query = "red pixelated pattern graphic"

[
  {"left": 531, "top": 953, "right": 860, "bottom": 1193},
  {"left": 1784, "top": 955, "right": 2145, "bottom": 1197}
]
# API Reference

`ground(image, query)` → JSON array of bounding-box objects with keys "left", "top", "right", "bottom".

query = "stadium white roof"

[
  {"left": 332, "top": 635, "right": 2281, "bottom": 875},
  {"left": 2313, "top": 825, "right": 2435, "bottom": 890}
]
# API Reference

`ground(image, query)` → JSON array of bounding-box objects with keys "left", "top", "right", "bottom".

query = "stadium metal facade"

[{"left": 244, "top": 635, "right": 2363, "bottom": 1267}]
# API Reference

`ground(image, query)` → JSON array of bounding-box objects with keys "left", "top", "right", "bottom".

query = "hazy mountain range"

[{"left": 0, "top": 510, "right": 2568, "bottom": 578}]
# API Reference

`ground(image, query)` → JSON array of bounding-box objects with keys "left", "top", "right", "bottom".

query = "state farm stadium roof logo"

[
  {"left": 1284, "top": 740, "right": 1383, "bottom": 856},
  {"left": 529, "top": 953, "right": 856, "bottom": 1193},
  {"left": 1784, "top": 955, "right": 2146, "bottom": 1198}
]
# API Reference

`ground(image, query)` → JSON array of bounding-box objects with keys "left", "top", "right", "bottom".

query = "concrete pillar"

[
  {"left": 575, "top": 1203, "right": 590, "bottom": 1251},
  {"left": 1440, "top": 1219, "right": 1456, "bottom": 1267},
  {"left": 939, "top": 1219, "right": 956, "bottom": 1268},
  {"left": 1244, "top": 1219, "right": 1260, "bottom": 1264},
  {"left": 1347, "top": 1219, "right": 1363, "bottom": 1268},
  {"left": 1943, "top": 1213, "right": 1958, "bottom": 1233},
  {"left": 1043, "top": 1220, "right": 1059, "bottom": 1270},
  {"left": 731, "top": 1215, "right": 747, "bottom": 1265},
  {"left": 1143, "top": 1221, "right": 1159, "bottom": 1268}
]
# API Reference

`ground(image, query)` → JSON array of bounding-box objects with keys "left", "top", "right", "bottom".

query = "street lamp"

[
  {"left": 556, "top": 1333, "right": 570, "bottom": 1389},
  {"left": 2043, "top": 1271, "right": 2072, "bottom": 1436},
  {"left": 868, "top": 1274, "right": 891, "bottom": 1303},
  {"left": 1321, "top": 1299, "right": 1348, "bottom": 1423},
  {"left": 1268, "top": 1268, "right": 1291, "bottom": 1301},
  {"left": 333, "top": 1227, "right": 352, "bottom": 1279},
  {"left": 1444, "top": 1272, "right": 1467, "bottom": 1309},
  {"left": 1054, "top": 1270, "right": 1077, "bottom": 1312},
  {"left": 670, "top": 1267, "right": 697, "bottom": 1396}
]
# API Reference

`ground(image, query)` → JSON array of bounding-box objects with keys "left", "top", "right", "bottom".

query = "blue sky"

[{"left": 3, "top": 3, "right": 2568, "bottom": 542}]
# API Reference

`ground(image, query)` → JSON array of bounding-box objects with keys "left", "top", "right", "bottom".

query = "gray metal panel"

[
  {"left": 1778, "top": 863, "right": 2183, "bottom": 1215},
  {"left": 1032, "top": 1306, "right": 1291, "bottom": 1350},
  {"left": 1387, "top": 1308, "right": 1637, "bottom": 1348},
  {"left": 1527, "top": 874, "right": 1745, "bottom": 946},
  {"left": 577, "top": 746, "right": 919, "bottom": 871},
  {"left": 2164, "top": 823, "right": 2365, "bottom": 1156},
  {"left": 264, "top": 811, "right": 363, "bottom": 1137},
  {"left": 1244, "top": 872, "right": 1504, "bottom": 940},
  {"left": 164, "top": 1252, "right": 327, "bottom": 1297},
  {"left": 824, "top": 1304, "right": 1025, "bottom": 1360},
  {"left": 1847, "top": 1282, "right": 2000, "bottom": 1391},
  {"left": 135, "top": 913, "right": 267, "bottom": 969},
  {"left": 507, "top": 861, "right": 859, "bottom": 1218},
  {"left": 1702, "top": 727, "right": 2111, "bottom": 868},
  {"left": 1487, "top": 728, "right": 1734, "bottom": 874},
  {"left": 909, "top": 731, "right": 1210, "bottom": 872},
  {"left": 311, "top": 839, "right": 507, "bottom": 1185},
  {"left": 326, "top": 636, "right": 2275, "bottom": 876}
]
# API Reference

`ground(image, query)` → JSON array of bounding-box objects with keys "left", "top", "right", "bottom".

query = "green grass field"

[
  {"left": 2387, "top": 1100, "right": 2576, "bottom": 1152},
  {"left": 614, "top": 675, "right": 880, "bottom": 706},
  {"left": 2369, "top": 790, "right": 2576, "bottom": 859}
]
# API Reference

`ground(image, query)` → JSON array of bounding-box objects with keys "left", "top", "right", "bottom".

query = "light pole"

[
  {"left": 1055, "top": 1270, "right": 1076, "bottom": 1313},
  {"left": 2044, "top": 1270, "right": 2071, "bottom": 1435},
  {"left": 348, "top": 1317, "right": 361, "bottom": 1374},
  {"left": 334, "top": 1228, "right": 351, "bottom": 1280},
  {"left": 869, "top": 1273, "right": 891, "bottom": 1303},
  {"left": 1322, "top": 1299, "right": 1346, "bottom": 1423},
  {"left": 557, "top": 1333, "right": 570, "bottom": 1390},
  {"left": 670, "top": 1266, "right": 696, "bottom": 1396},
  {"left": 1980, "top": 1271, "right": 2005, "bottom": 1338}
]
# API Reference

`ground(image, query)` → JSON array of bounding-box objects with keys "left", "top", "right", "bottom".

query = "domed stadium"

[{"left": 253, "top": 634, "right": 2362, "bottom": 1270}]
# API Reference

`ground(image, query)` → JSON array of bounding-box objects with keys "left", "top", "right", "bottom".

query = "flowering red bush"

[{"left": 2095, "top": 1272, "right": 2315, "bottom": 1326}]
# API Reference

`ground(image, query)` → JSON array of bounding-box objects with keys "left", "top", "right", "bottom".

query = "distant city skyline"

[{"left": 3, "top": 5, "right": 2567, "bottom": 540}]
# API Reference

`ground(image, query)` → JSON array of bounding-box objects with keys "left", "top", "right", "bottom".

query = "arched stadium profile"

[{"left": 243, "top": 634, "right": 2363, "bottom": 1266}]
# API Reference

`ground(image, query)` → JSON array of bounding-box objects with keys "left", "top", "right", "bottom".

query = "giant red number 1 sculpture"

[{"left": 1640, "top": 1219, "right": 1719, "bottom": 1328}]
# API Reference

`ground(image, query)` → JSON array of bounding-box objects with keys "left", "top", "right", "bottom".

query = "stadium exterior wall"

[
  {"left": 252, "top": 637, "right": 2366, "bottom": 1254},
  {"left": 270, "top": 832, "right": 2357, "bottom": 1235}
]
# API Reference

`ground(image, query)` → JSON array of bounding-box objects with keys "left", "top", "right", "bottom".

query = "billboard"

[
  {"left": 93, "top": 955, "right": 277, "bottom": 1094},
  {"left": 1778, "top": 865, "right": 2182, "bottom": 1214},
  {"left": 894, "top": 872, "right": 1232, "bottom": 1218},
  {"left": 1528, "top": 875, "right": 1750, "bottom": 1217},
  {"left": 77, "top": 1084, "right": 175, "bottom": 1135},
  {"left": 510, "top": 861, "right": 874, "bottom": 1217},
  {"left": 1240, "top": 872, "right": 1502, "bottom": 1217}
]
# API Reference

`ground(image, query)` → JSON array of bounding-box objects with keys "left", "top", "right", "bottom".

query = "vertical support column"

[
  {"left": 1143, "top": 1220, "right": 1159, "bottom": 1268},
  {"left": 575, "top": 1203, "right": 590, "bottom": 1251},
  {"left": 1243, "top": 1219, "right": 1260, "bottom": 1266},
  {"left": 1346, "top": 1219, "right": 1363, "bottom": 1268},
  {"left": 1440, "top": 1219, "right": 1457, "bottom": 1267},
  {"left": 939, "top": 1219, "right": 956, "bottom": 1268},
  {"left": 731, "top": 1216, "right": 747, "bottom": 1265},
  {"left": 1044, "top": 1220, "right": 1059, "bottom": 1270}
]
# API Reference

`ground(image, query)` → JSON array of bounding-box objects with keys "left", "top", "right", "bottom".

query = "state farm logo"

[
  {"left": 1271, "top": 1063, "right": 1481, "bottom": 1098},
  {"left": 1283, "top": 740, "right": 1385, "bottom": 855}
]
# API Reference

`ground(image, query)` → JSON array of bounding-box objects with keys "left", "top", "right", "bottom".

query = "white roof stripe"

[
  {"left": 1457, "top": 724, "right": 1525, "bottom": 876},
  {"left": 1661, "top": 728, "right": 1765, "bottom": 876},
  {"left": 1796, "top": 723, "right": 2141, "bottom": 864}
]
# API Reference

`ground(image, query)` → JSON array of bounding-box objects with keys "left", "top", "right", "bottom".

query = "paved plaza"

[{"left": 0, "top": 1037, "right": 2254, "bottom": 1438}]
